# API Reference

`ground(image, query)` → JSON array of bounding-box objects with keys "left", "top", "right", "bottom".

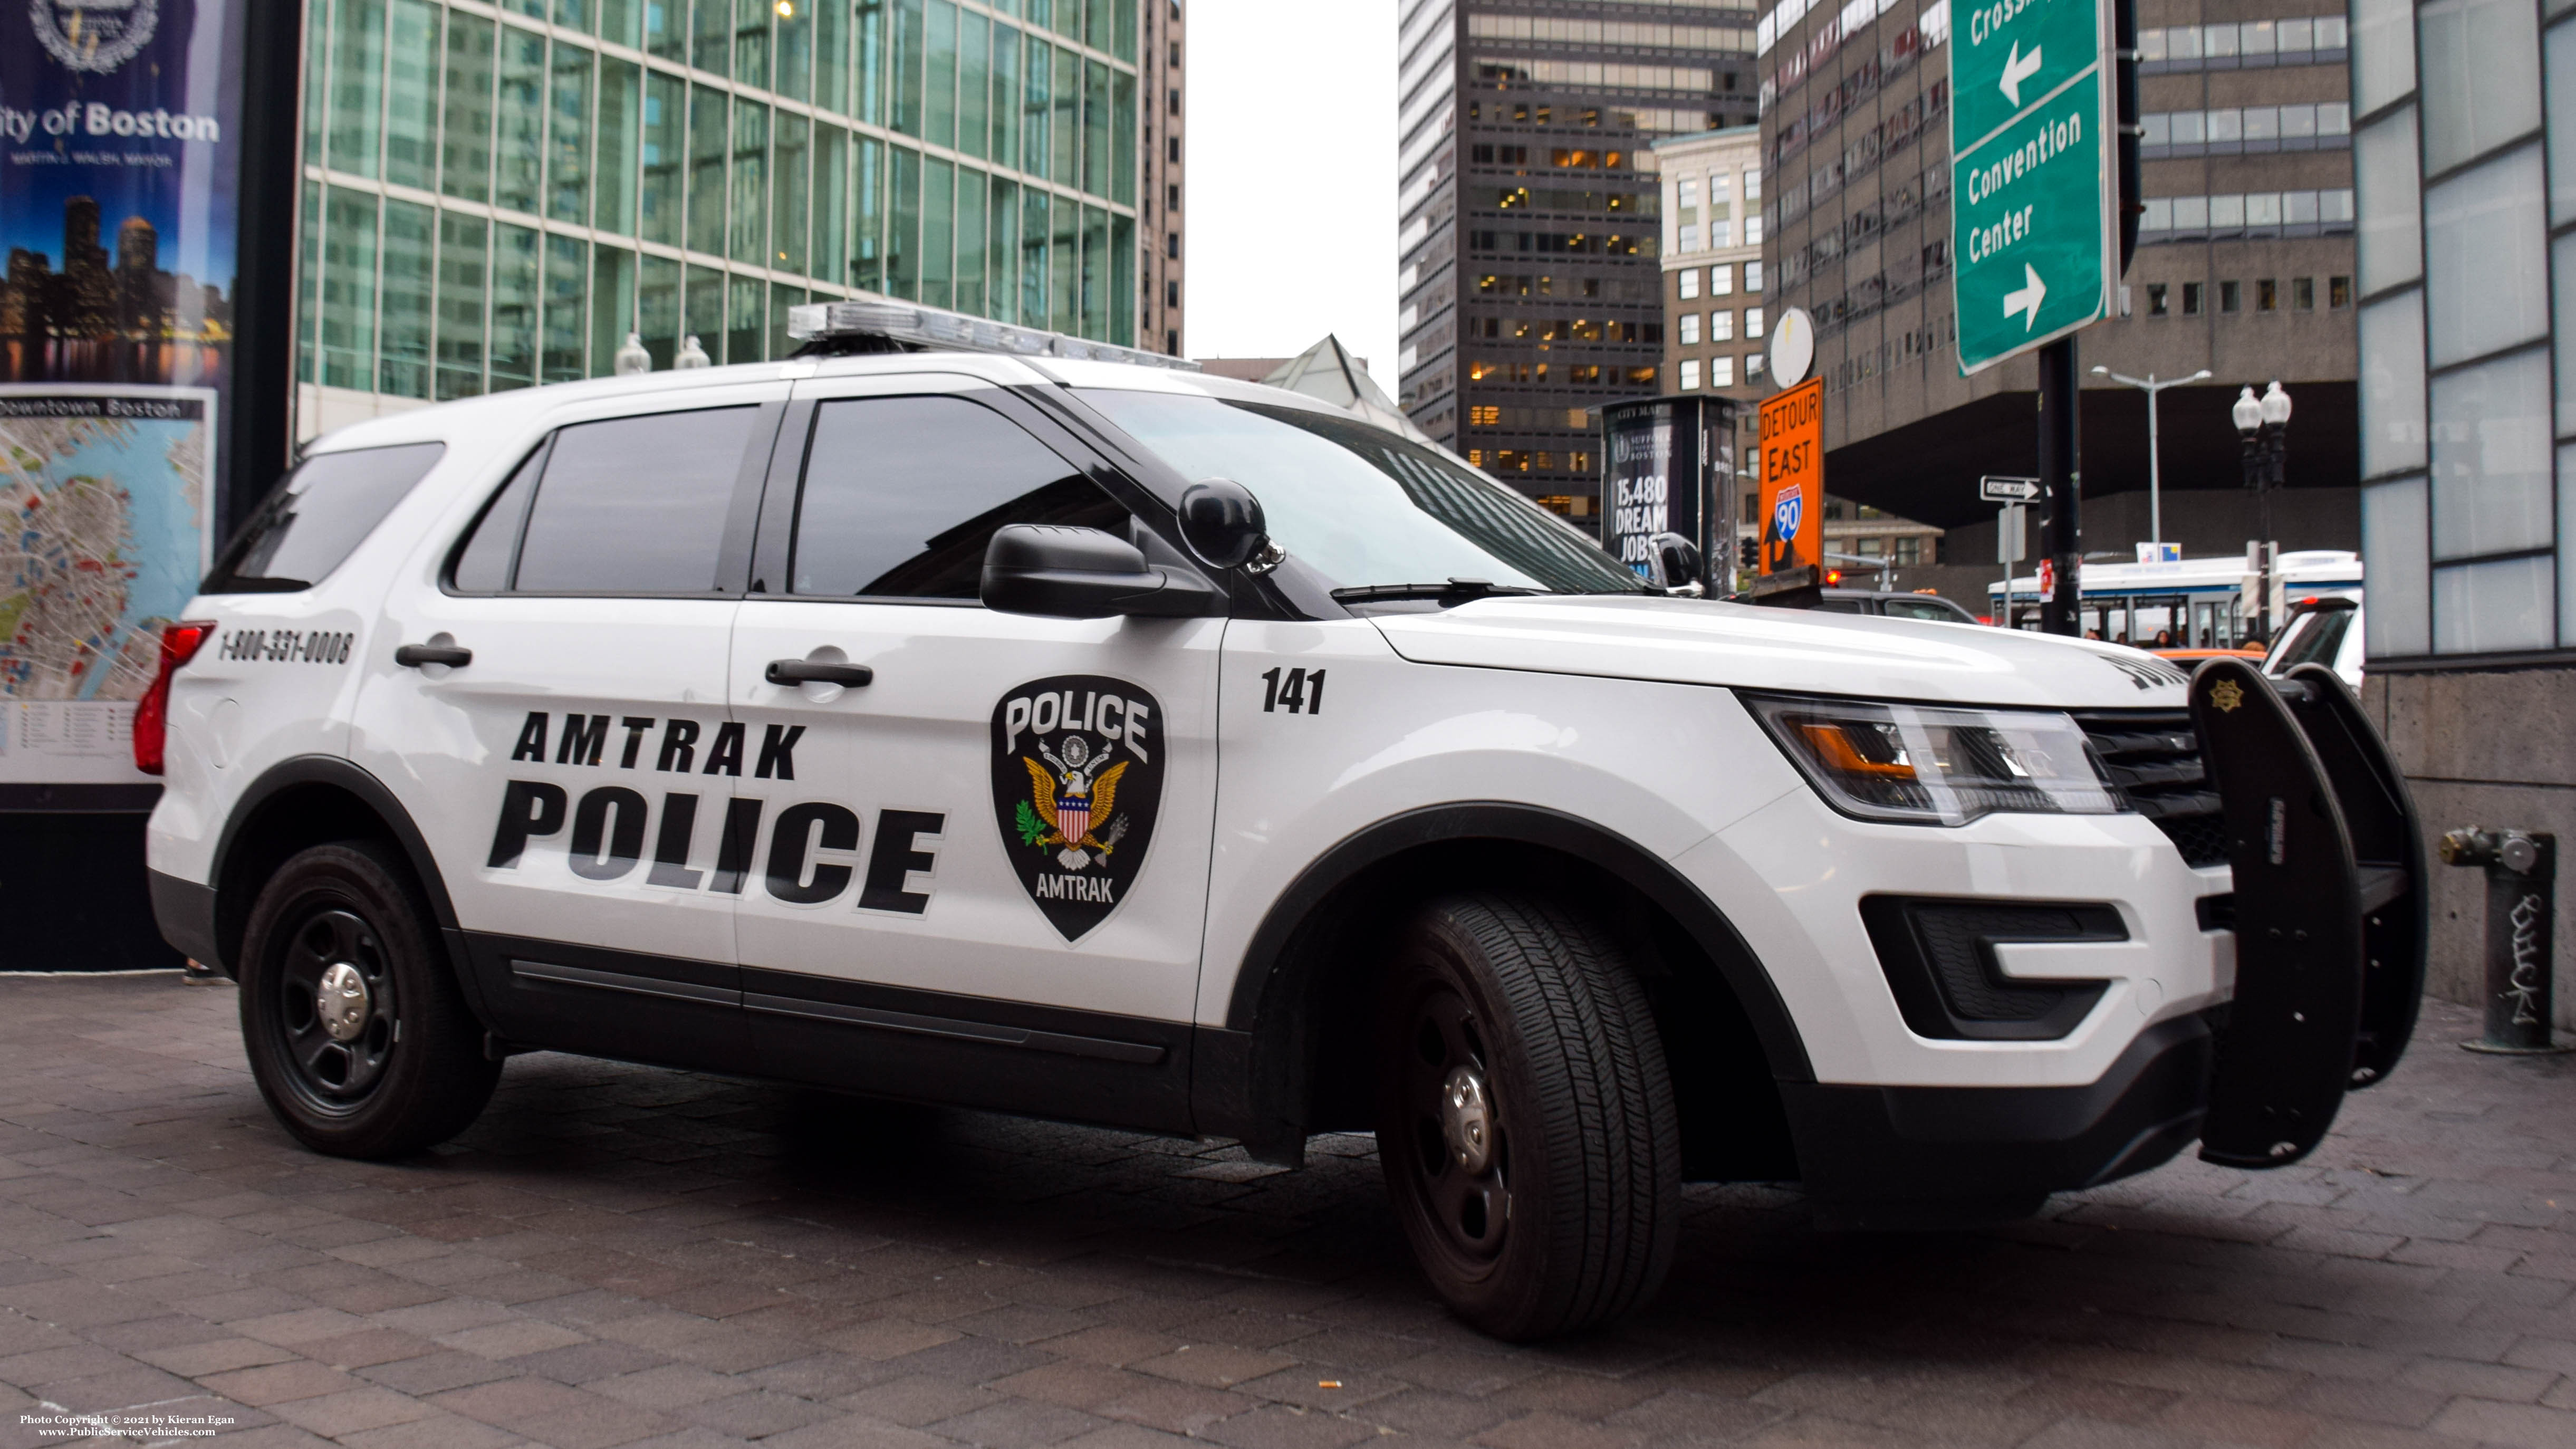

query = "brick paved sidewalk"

[{"left": 1, "top": 974, "right": 2570, "bottom": 1449}]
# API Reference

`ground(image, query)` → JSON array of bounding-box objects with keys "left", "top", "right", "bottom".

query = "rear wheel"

[
  {"left": 1374, "top": 894, "right": 1680, "bottom": 1340},
  {"left": 238, "top": 841, "right": 499, "bottom": 1157}
]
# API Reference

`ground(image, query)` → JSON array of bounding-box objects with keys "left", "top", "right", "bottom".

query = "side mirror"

[
  {"left": 1646, "top": 531, "right": 1703, "bottom": 592},
  {"left": 981, "top": 524, "right": 1219, "bottom": 618},
  {"left": 1178, "top": 478, "right": 1274, "bottom": 570}
]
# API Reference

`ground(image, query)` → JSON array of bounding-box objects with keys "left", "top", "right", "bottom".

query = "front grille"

[{"left": 2075, "top": 709, "right": 2229, "bottom": 867}]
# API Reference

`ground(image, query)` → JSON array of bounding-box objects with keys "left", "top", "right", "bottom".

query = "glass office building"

[
  {"left": 295, "top": 0, "right": 1152, "bottom": 430},
  {"left": 2349, "top": 0, "right": 2573, "bottom": 1024}
]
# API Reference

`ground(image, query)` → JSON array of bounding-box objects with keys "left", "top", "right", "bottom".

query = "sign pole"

[{"left": 2039, "top": 338, "right": 2082, "bottom": 636}]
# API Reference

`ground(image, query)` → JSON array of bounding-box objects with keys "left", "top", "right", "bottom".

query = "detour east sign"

[
  {"left": 1757, "top": 378, "right": 1823, "bottom": 578},
  {"left": 1949, "top": 0, "right": 2117, "bottom": 375}
]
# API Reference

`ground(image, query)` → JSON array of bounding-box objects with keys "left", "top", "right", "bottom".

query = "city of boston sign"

[{"left": 1949, "top": 0, "right": 2117, "bottom": 375}]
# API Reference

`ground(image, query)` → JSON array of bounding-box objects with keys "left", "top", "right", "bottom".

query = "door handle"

[
  {"left": 766, "top": 659, "right": 874, "bottom": 687},
  {"left": 394, "top": 643, "right": 473, "bottom": 668}
]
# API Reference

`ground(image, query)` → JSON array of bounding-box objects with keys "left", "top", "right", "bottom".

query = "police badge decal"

[{"left": 991, "top": 676, "right": 1164, "bottom": 941}]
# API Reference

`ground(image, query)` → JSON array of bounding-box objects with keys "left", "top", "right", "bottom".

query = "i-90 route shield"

[{"left": 2186, "top": 657, "right": 2421, "bottom": 1168}]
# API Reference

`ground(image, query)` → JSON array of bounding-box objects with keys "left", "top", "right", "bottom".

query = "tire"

[
  {"left": 1373, "top": 893, "right": 1681, "bottom": 1340},
  {"left": 237, "top": 840, "right": 500, "bottom": 1157}
]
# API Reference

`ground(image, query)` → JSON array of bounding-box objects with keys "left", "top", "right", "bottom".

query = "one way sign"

[{"left": 1981, "top": 474, "right": 2041, "bottom": 503}]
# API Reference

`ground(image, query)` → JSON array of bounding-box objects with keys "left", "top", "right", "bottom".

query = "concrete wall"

[{"left": 2363, "top": 666, "right": 2576, "bottom": 1033}]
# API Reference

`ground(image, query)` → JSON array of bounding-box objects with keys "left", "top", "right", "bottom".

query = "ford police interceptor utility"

[{"left": 144, "top": 302, "right": 2427, "bottom": 1341}]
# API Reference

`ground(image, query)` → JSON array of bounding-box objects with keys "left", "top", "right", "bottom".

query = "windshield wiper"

[{"left": 1329, "top": 578, "right": 1547, "bottom": 605}]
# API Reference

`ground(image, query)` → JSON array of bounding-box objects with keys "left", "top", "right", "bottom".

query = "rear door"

[
  {"left": 724, "top": 373, "right": 1222, "bottom": 1129},
  {"left": 353, "top": 383, "right": 783, "bottom": 1070}
]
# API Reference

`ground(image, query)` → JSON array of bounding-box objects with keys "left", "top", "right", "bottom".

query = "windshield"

[
  {"left": 2269, "top": 607, "right": 2356, "bottom": 674},
  {"left": 1080, "top": 389, "right": 1647, "bottom": 596}
]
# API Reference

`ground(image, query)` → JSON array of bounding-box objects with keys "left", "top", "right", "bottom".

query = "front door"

[
  {"left": 355, "top": 384, "right": 782, "bottom": 1070},
  {"left": 726, "top": 376, "right": 1222, "bottom": 1130}
]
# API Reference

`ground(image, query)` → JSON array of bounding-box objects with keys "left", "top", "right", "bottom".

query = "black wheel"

[
  {"left": 1374, "top": 894, "right": 1680, "bottom": 1340},
  {"left": 238, "top": 840, "right": 499, "bottom": 1157}
]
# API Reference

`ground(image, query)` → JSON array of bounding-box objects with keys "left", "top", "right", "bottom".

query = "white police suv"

[{"left": 143, "top": 304, "right": 2427, "bottom": 1340}]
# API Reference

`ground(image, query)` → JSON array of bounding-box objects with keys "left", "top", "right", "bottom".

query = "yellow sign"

[{"left": 1756, "top": 378, "right": 1824, "bottom": 578}]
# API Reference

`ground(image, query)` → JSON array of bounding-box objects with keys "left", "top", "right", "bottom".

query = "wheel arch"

[
  {"left": 210, "top": 756, "right": 469, "bottom": 999},
  {"left": 1199, "top": 803, "right": 1813, "bottom": 1177}
]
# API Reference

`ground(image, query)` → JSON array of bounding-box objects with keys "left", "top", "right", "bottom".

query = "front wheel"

[
  {"left": 238, "top": 841, "right": 499, "bottom": 1157},
  {"left": 1374, "top": 894, "right": 1681, "bottom": 1340}
]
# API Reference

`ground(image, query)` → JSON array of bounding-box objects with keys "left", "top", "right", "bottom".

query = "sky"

[{"left": 1184, "top": 1, "right": 1399, "bottom": 382}]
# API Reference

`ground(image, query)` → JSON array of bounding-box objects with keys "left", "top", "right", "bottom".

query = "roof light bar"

[{"left": 786, "top": 299, "right": 1200, "bottom": 371}]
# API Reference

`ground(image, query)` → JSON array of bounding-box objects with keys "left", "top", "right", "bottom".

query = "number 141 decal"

[{"left": 1259, "top": 667, "right": 1327, "bottom": 715}]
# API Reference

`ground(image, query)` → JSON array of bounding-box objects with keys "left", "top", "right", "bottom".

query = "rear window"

[
  {"left": 448, "top": 407, "right": 757, "bottom": 594},
  {"left": 203, "top": 443, "right": 446, "bottom": 593}
]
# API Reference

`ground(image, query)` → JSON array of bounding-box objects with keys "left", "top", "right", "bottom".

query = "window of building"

[
  {"left": 2258, "top": 278, "right": 2279, "bottom": 310},
  {"left": 1679, "top": 313, "right": 1701, "bottom": 344},
  {"left": 1680, "top": 358, "right": 1702, "bottom": 389},
  {"left": 1469, "top": 405, "right": 1500, "bottom": 426},
  {"left": 1678, "top": 267, "right": 1700, "bottom": 299},
  {"left": 2331, "top": 275, "right": 2352, "bottom": 307},
  {"left": 1678, "top": 178, "right": 1699, "bottom": 209},
  {"left": 792, "top": 396, "right": 1118, "bottom": 599},
  {"left": 1710, "top": 264, "right": 1734, "bottom": 294},
  {"left": 1710, "top": 174, "right": 1731, "bottom": 203},
  {"left": 1712, "top": 220, "right": 1733, "bottom": 247},
  {"left": 1711, "top": 309, "right": 1734, "bottom": 341},
  {"left": 2294, "top": 277, "right": 2315, "bottom": 310},
  {"left": 2183, "top": 281, "right": 2204, "bottom": 313},
  {"left": 1745, "top": 217, "right": 1763, "bottom": 244},
  {"left": 1747, "top": 353, "right": 1765, "bottom": 379},
  {"left": 1680, "top": 225, "right": 1703, "bottom": 251},
  {"left": 1712, "top": 356, "right": 1735, "bottom": 387},
  {"left": 1745, "top": 260, "right": 1764, "bottom": 291},
  {"left": 1746, "top": 307, "right": 1765, "bottom": 337},
  {"left": 1744, "top": 167, "right": 1761, "bottom": 199},
  {"left": 2148, "top": 282, "right": 2169, "bottom": 315},
  {"left": 1625, "top": 366, "right": 1657, "bottom": 386},
  {"left": 2219, "top": 280, "right": 2242, "bottom": 312}
]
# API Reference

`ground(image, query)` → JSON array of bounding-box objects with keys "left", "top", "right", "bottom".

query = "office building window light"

[
  {"left": 1678, "top": 267, "right": 1699, "bottom": 299},
  {"left": 1680, "top": 357, "right": 1701, "bottom": 389}
]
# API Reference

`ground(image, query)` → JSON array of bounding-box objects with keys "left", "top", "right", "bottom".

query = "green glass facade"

[{"left": 296, "top": 0, "right": 1141, "bottom": 402}]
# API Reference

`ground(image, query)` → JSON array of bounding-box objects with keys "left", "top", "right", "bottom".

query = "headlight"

[{"left": 1743, "top": 692, "right": 2123, "bottom": 826}]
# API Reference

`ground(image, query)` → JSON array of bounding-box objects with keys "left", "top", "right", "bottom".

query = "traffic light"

[
  {"left": 1737, "top": 536, "right": 1758, "bottom": 570},
  {"left": 1825, "top": 569, "right": 1843, "bottom": 586}
]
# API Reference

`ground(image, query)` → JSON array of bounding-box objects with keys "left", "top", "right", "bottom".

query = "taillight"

[{"left": 133, "top": 620, "right": 215, "bottom": 776}]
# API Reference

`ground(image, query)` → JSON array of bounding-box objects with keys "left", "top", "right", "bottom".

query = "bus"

[{"left": 1986, "top": 550, "right": 2363, "bottom": 646}]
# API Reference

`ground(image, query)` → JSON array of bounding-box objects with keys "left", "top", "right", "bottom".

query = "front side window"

[
  {"left": 206, "top": 443, "right": 446, "bottom": 593},
  {"left": 1081, "top": 389, "right": 1646, "bottom": 597},
  {"left": 453, "top": 406, "right": 755, "bottom": 594},
  {"left": 790, "top": 394, "right": 1124, "bottom": 598}
]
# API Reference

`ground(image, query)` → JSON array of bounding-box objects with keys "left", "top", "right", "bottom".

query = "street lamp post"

[
  {"left": 2232, "top": 380, "right": 2294, "bottom": 642},
  {"left": 2090, "top": 365, "right": 2211, "bottom": 553}
]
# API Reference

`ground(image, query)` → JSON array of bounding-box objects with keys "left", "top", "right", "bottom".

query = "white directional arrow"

[
  {"left": 2002, "top": 264, "right": 2047, "bottom": 330},
  {"left": 2000, "top": 41, "right": 2043, "bottom": 107}
]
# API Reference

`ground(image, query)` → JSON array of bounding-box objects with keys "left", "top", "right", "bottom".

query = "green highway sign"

[{"left": 1950, "top": 0, "right": 2116, "bottom": 375}]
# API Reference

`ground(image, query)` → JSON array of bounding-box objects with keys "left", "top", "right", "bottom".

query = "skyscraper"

[{"left": 1395, "top": 0, "right": 1757, "bottom": 528}]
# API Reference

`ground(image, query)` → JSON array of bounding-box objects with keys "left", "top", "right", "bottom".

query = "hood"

[{"left": 1369, "top": 594, "right": 2191, "bottom": 711}]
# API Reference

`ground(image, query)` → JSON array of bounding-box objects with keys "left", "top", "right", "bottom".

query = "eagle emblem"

[
  {"left": 1018, "top": 740, "right": 1131, "bottom": 870},
  {"left": 991, "top": 676, "right": 1166, "bottom": 941}
]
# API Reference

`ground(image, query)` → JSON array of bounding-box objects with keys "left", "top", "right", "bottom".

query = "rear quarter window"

[{"left": 202, "top": 443, "right": 447, "bottom": 593}]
